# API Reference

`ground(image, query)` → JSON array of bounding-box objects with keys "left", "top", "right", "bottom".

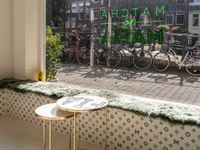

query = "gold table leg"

[
  {"left": 76, "top": 114, "right": 80, "bottom": 150},
  {"left": 73, "top": 112, "right": 76, "bottom": 150},
  {"left": 105, "top": 107, "right": 108, "bottom": 150},
  {"left": 73, "top": 112, "right": 80, "bottom": 150},
  {"left": 69, "top": 118, "right": 72, "bottom": 150},
  {"left": 49, "top": 120, "right": 52, "bottom": 150},
  {"left": 43, "top": 120, "right": 46, "bottom": 150}
]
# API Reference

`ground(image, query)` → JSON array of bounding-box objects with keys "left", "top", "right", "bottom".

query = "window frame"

[
  {"left": 176, "top": 11, "right": 185, "bottom": 25},
  {"left": 166, "top": 14, "right": 174, "bottom": 25},
  {"left": 93, "top": 8, "right": 100, "bottom": 19},
  {"left": 192, "top": 14, "right": 199, "bottom": 27}
]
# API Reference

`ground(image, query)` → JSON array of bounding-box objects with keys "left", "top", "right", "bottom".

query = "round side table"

[
  {"left": 35, "top": 103, "right": 74, "bottom": 150},
  {"left": 57, "top": 95, "right": 108, "bottom": 150}
]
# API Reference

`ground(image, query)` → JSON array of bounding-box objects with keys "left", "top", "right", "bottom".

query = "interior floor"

[{"left": 0, "top": 117, "right": 102, "bottom": 150}]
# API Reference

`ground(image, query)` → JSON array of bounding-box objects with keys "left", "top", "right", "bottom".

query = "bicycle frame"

[
  {"left": 168, "top": 48, "right": 190, "bottom": 69},
  {"left": 118, "top": 44, "right": 135, "bottom": 57}
]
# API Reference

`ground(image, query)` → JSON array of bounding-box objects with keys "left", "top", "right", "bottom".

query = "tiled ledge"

[{"left": 0, "top": 89, "right": 200, "bottom": 150}]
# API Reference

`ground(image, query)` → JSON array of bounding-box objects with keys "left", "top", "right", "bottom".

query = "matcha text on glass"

[{"left": 101, "top": 6, "right": 165, "bottom": 18}]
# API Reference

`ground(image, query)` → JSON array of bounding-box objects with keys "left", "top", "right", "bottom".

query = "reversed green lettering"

[
  {"left": 147, "top": 29, "right": 164, "bottom": 44},
  {"left": 112, "top": 9, "right": 119, "bottom": 18},
  {"left": 101, "top": 10, "right": 107, "bottom": 18},
  {"left": 142, "top": 7, "right": 150, "bottom": 16},
  {"left": 133, "top": 29, "right": 146, "bottom": 44},
  {"left": 156, "top": 6, "right": 165, "bottom": 15},
  {"left": 122, "top": 9, "right": 129, "bottom": 17}
]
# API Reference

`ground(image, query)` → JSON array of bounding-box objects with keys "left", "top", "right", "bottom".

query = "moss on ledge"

[{"left": 1, "top": 78, "right": 200, "bottom": 126}]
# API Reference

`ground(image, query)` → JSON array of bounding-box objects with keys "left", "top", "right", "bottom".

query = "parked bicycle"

[
  {"left": 153, "top": 44, "right": 200, "bottom": 76},
  {"left": 106, "top": 42, "right": 153, "bottom": 70},
  {"left": 77, "top": 36, "right": 120, "bottom": 66},
  {"left": 77, "top": 44, "right": 119, "bottom": 66}
]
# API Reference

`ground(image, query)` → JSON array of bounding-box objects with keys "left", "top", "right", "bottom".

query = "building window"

[
  {"left": 79, "top": 1, "right": 84, "bottom": 20},
  {"left": 79, "top": 13, "right": 85, "bottom": 20},
  {"left": 85, "top": 0, "right": 90, "bottom": 7},
  {"left": 94, "top": 9, "right": 99, "bottom": 19},
  {"left": 176, "top": 0, "right": 185, "bottom": 3},
  {"left": 71, "top": 1, "right": 78, "bottom": 13},
  {"left": 166, "top": 14, "right": 174, "bottom": 25},
  {"left": 100, "top": 7, "right": 106, "bottom": 19},
  {"left": 193, "top": 14, "right": 199, "bottom": 27},
  {"left": 176, "top": 11, "right": 184, "bottom": 25},
  {"left": 79, "top": 1, "right": 84, "bottom": 12},
  {"left": 71, "top": 17, "right": 76, "bottom": 28},
  {"left": 85, "top": 0, "right": 91, "bottom": 20},
  {"left": 85, "top": 11, "right": 90, "bottom": 20}
]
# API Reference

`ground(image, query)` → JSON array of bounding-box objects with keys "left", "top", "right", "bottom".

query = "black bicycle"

[
  {"left": 77, "top": 44, "right": 119, "bottom": 66},
  {"left": 106, "top": 42, "right": 153, "bottom": 69}
]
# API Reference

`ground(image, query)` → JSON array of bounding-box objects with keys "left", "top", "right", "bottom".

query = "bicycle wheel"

[
  {"left": 185, "top": 56, "right": 200, "bottom": 76},
  {"left": 77, "top": 47, "right": 90, "bottom": 65},
  {"left": 106, "top": 49, "right": 122, "bottom": 68},
  {"left": 153, "top": 52, "right": 170, "bottom": 72},
  {"left": 133, "top": 50, "right": 152, "bottom": 70},
  {"left": 95, "top": 47, "right": 106, "bottom": 65},
  {"left": 66, "top": 49, "right": 75, "bottom": 63}
]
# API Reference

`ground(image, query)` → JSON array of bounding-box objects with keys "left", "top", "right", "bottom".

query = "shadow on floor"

[{"left": 58, "top": 64, "right": 200, "bottom": 88}]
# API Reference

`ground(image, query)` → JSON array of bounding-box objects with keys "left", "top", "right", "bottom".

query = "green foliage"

[{"left": 46, "top": 26, "right": 64, "bottom": 81}]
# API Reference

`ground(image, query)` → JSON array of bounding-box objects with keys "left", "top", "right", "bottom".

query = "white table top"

[
  {"left": 35, "top": 103, "right": 74, "bottom": 120},
  {"left": 56, "top": 95, "right": 108, "bottom": 113}
]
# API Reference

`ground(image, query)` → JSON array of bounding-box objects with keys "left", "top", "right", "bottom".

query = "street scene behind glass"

[{"left": 45, "top": 0, "right": 200, "bottom": 104}]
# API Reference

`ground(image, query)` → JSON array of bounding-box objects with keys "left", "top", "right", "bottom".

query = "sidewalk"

[{"left": 55, "top": 64, "right": 200, "bottom": 106}]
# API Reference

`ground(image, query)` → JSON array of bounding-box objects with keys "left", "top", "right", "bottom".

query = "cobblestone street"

[{"left": 55, "top": 64, "right": 200, "bottom": 106}]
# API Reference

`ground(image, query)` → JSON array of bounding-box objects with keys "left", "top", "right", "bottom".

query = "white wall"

[
  {"left": 13, "top": 0, "right": 26, "bottom": 79},
  {"left": 0, "top": 0, "right": 13, "bottom": 79},
  {"left": 13, "top": 0, "right": 46, "bottom": 80}
]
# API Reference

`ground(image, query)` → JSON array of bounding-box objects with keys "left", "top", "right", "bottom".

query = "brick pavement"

[{"left": 55, "top": 64, "right": 200, "bottom": 106}]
